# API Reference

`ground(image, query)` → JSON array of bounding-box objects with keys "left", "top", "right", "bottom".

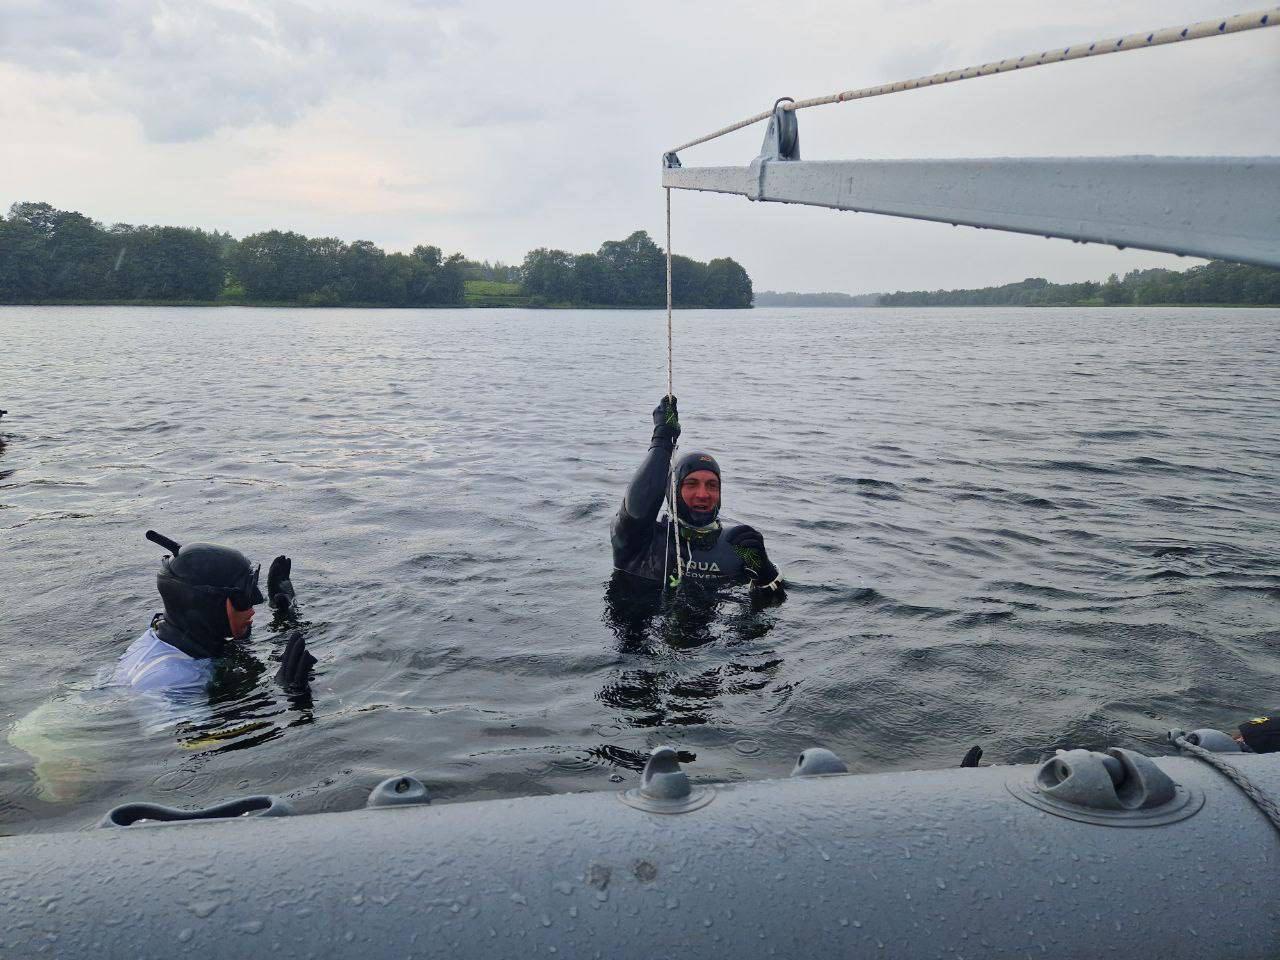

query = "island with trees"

[{"left": 0, "top": 202, "right": 751, "bottom": 309}]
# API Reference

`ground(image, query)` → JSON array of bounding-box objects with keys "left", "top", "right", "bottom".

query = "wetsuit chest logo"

[{"left": 686, "top": 560, "right": 721, "bottom": 573}]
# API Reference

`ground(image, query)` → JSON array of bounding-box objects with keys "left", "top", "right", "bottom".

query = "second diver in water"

[
  {"left": 611, "top": 396, "right": 785, "bottom": 600},
  {"left": 114, "top": 531, "right": 316, "bottom": 697}
]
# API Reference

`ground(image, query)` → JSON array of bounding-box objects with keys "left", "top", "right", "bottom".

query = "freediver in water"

[
  {"left": 611, "top": 396, "right": 786, "bottom": 600},
  {"left": 114, "top": 530, "right": 316, "bottom": 697},
  {"left": 7, "top": 533, "right": 317, "bottom": 803},
  {"left": 597, "top": 397, "right": 788, "bottom": 744}
]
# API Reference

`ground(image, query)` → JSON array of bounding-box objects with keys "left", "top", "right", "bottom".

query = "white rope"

[
  {"left": 1173, "top": 735, "right": 1280, "bottom": 835},
  {"left": 664, "top": 186, "right": 684, "bottom": 588},
  {"left": 667, "top": 7, "right": 1279, "bottom": 155}
]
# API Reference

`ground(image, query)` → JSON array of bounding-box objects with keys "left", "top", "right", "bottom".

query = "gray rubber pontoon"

[{"left": 2, "top": 739, "right": 1277, "bottom": 959}]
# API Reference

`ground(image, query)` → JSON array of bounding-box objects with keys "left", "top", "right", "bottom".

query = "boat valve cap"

[
  {"left": 367, "top": 775, "right": 432, "bottom": 809},
  {"left": 791, "top": 747, "right": 849, "bottom": 777},
  {"left": 620, "top": 746, "right": 714, "bottom": 814}
]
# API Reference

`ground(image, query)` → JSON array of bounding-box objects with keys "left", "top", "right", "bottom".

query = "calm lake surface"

[{"left": 2, "top": 305, "right": 1278, "bottom": 834}]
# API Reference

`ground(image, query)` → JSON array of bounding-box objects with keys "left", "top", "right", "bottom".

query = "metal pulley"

[{"left": 761, "top": 98, "right": 799, "bottom": 161}]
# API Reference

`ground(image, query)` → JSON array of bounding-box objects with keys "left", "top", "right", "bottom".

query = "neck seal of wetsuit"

[
  {"left": 670, "top": 451, "right": 721, "bottom": 528},
  {"left": 154, "top": 543, "right": 263, "bottom": 659}
]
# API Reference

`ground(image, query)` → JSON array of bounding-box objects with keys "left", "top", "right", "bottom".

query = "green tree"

[
  {"left": 670, "top": 254, "right": 706, "bottom": 307},
  {"left": 520, "top": 248, "right": 577, "bottom": 303},
  {"left": 8, "top": 204, "right": 115, "bottom": 300},
  {"left": 597, "top": 230, "right": 663, "bottom": 306},
  {"left": 0, "top": 214, "right": 50, "bottom": 301},
  {"left": 339, "top": 239, "right": 388, "bottom": 304},
  {"left": 232, "top": 230, "right": 318, "bottom": 301},
  {"left": 572, "top": 252, "right": 617, "bottom": 305},
  {"left": 108, "top": 225, "right": 225, "bottom": 300},
  {"left": 704, "top": 258, "right": 752, "bottom": 308}
]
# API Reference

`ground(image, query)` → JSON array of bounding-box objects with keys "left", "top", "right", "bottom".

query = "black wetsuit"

[{"left": 610, "top": 445, "right": 752, "bottom": 587}]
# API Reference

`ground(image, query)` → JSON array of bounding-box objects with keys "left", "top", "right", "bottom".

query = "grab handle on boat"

[{"left": 99, "top": 795, "right": 294, "bottom": 828}]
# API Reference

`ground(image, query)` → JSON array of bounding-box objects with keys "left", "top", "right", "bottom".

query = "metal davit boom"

[{"left": 661, "top": 8, "right": 1280, "bottom": 268}]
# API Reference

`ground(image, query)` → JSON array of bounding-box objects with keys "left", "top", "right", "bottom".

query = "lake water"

[{"left": 1, "top": 305, "right": 1278, "bottom": 835}]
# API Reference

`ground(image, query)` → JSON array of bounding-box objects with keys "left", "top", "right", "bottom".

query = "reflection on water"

[
  {"left": 182, "top": 631, "right": 315, "bottom": 752},
  {"left": 6, "top": 619, "right": 318, "bottom": 804},
  {"left": 600, "top": 572, "right": 784, "bottom": 729},
  {"left": 2, "top": 305, "right": 1279, "bottom": 834}
]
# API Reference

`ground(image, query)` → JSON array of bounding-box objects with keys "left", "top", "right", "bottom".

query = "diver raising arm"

[
  {"left": 610, "top": 396, "right": 784, "bottom": 599},
  {"left": 113, "top": 533, "right": 316, "bottom": 696},
  {"left": 611, "top": 395, "right": 683, "bottom": 567}
]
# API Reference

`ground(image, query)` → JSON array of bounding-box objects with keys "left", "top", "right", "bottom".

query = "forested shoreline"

[
  {"left": 4, "top": 201, "right": 1277, "bottom": 310},
  {"left": 879, "top": 261, "right": 1280, "bottom": 307},
  {"left": 0, "top": 202, "right": 752, "bottom": 309}
]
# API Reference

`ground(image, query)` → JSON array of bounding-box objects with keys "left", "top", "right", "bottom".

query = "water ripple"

[{"left": 1, "top": 304, "right": 1278, "bottom": 832}]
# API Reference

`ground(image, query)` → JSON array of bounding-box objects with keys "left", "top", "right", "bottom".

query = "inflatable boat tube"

[{"left": 2, "top": 742, "right": 1278, "bottom": 959}]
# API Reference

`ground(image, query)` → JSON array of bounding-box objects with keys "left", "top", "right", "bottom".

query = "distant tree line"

[
  {"left": 0, "top": 202, "right": 753, "bottom": 309},
  {"left": 0, "top": 202, "right": 231, "bottom": 302},
  {"left": 0, "top": 202, "right": 467, "bottom": 306},
  {"left": 231, "top": 231, "right": 465, "bottom": 305},
  {"left": 879, "top": 261, "right": 1280, "bottom": 307},
  {"left": 755, "top": 290, "right": 880, "bottom": 307},
  {"left": 520, "top": 230, "right": 752, "bottom": 308},
  {"left": 459, "top": 258, "right": 521, "bottom": 283}
]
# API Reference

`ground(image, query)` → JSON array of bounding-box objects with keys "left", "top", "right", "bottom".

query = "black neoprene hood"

[{"left": 155, "top": 543, "right": 263, "bottom": 658}]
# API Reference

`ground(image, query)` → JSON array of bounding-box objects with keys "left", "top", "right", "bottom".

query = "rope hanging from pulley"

[{"left": 664, "top": 186, "right": 684, "bottom": 588}]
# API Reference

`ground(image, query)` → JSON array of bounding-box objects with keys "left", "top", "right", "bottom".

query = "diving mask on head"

[{"left": 148, "top": 530, "right": 264, "bottom": 657}]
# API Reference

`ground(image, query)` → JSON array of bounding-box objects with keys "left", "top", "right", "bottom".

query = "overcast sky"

[{"left": 2, "top": 0, "right": 1276, "bottom": 292}]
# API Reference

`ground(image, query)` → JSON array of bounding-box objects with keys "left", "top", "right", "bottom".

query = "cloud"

[
  {"left": 0, "top": 0, "right": 452, "bottom": 142},
  {"left": 2, "top": 0, "right": 1276, "bottom": 291}
]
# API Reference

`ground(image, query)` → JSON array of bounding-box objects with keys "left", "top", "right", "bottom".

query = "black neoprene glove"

[
  {"left": 727, "top": 525, "right": 781, "bottom": 588},
  {"left": 268, "top": 555, "right": 296, "bottom": 611},
  {"left": 1239, "top": 714, "right": 1280, "bottom": 753},
  {"left": 650, "top": 395, "right": 680, "bottom": 450},
  {"left": 275, "top": 630, "right": 317, "bottom": 691}
]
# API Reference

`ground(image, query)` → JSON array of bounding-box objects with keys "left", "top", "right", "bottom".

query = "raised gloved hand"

[
  {"left": 275, "top": 630, "right": 317, "bottom": 691},
  {"left": 267, "top": 555, "right": 296, "bottom": 611},
  {"left": 1238, "top": 714, "right": 1280, "bottom": 753},
  {"left": 960, "top": 745, "right": 984, "bottom": 768},
  {"left": 728, "top": 525, "right": 781, "bottom": 588},
  {"left": 650, "top": 395, "right": 680, "bottom": 450}
]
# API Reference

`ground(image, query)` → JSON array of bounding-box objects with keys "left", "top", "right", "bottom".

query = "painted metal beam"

[{"left": 662, "top": 156, "right": 1280, "bottom": 268}]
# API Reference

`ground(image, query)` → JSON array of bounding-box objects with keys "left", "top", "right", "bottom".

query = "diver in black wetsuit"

[{"left": 611, "top": 396, "right": 784, "bottom": 599}]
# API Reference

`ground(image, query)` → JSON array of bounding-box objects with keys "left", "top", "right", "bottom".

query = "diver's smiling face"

[{"left": 681, "top": 470, "right": 721, "bottom": 515}]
